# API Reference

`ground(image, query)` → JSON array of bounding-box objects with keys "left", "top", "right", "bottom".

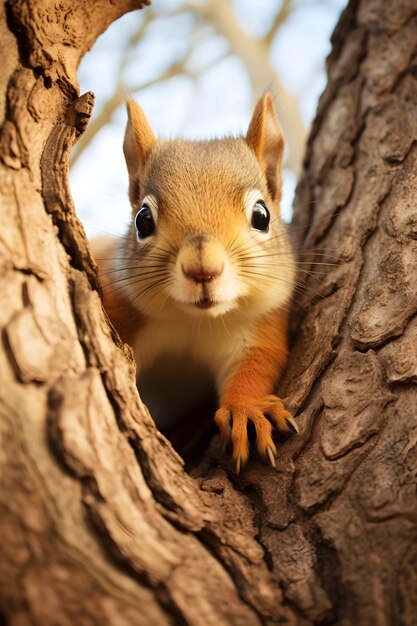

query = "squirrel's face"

[{"left": 119, "top": 95, "right": 295, "bottom": 319}]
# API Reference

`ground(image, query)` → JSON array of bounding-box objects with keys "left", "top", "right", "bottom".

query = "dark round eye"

[
  {"left": 251, "top": 201, "right": 270, "bottom": 231},
  {"left": 135, "top": 204, "right": 155, "bottom": 239}
]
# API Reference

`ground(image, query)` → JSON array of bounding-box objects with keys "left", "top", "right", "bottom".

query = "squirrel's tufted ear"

[
  {"left": 123, "top": 98, "right": 155, "bottom": 209},
  {"left": 246, "top": 93, "right": 285, "bottom": 204}
]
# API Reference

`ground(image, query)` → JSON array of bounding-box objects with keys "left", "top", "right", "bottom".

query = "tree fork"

[{"left": 1, "top": 0, "right": 417, "bottom": 625}]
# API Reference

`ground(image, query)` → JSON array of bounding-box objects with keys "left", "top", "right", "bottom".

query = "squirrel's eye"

[
  {"left": 135, "top": 204, "right": 155, "bottom": 239},
  {"left": 251, "top": 201, "right": 270, "bottom": 232}
]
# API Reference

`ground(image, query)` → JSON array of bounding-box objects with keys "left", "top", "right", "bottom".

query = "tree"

[{"left": 1, "top": 0, "right": 416, "bottom": 624}]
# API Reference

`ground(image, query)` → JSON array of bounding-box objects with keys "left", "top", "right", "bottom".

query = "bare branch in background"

[
  {"left": 70, "top": 10, "right": 153, "bottom": 166},
  {"left": 201, "top": 0, "right": 305, "bottom": 173},
  {"left": 71, "top": 62, "right": 187, "bottom": 167},
  {"left": 265, "top": 0, "right": 293, "bottom": 46},
  {"left": 70, "top": 0, "right": 306, "bottom": 176}
]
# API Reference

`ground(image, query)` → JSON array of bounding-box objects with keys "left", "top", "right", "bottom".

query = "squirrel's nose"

[{"left": 182, "top": 265, "right": 223, "bottom": 283}]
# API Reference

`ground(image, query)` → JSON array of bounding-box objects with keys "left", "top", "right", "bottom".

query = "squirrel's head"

[{"left": 120, "top": 94, "right": 294, "bottom": 319}]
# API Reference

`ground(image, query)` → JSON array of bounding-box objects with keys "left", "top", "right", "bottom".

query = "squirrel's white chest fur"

[{"left": 133, "top": 308, "right": 254, "bottom": 428}]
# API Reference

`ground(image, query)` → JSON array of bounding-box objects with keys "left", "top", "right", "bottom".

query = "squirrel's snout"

[
  {"left": 173, "top": 235, "right": 242, "bottom": 315},
  {"left": 179, "top": 236, "right": 225, "bottom": 285},
  {"left": 181, "top": 264, "right": 223, "bottom": 284}
]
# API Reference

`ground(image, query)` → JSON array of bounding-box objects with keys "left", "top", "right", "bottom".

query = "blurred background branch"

[{"left": 71, "top": 0, "right": 346, "bottom": 236}]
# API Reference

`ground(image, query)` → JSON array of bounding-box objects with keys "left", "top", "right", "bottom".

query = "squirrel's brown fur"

[{"left": 92, "top": 93, "right": 298, "bottom": 472}]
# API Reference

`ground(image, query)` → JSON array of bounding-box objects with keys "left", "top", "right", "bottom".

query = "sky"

[{"left": 71, "top": 0, "right": 347, "bottom": 238}]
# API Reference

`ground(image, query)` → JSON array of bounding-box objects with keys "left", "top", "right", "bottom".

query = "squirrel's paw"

[{"left": 214, "top": 395, "right": 299, "bottom": 474}]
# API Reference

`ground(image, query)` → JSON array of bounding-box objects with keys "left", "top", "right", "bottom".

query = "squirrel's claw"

[
  {"left": 286, "top": 415, "right": 300, "bottom": 434},
  {"left": 216, "top": 395, "right": 297, "bottom": 473},
  {"left": 266, "top": 445, "right": 276, "bottom": 468}
]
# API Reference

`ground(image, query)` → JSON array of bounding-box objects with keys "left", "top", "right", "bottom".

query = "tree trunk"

[{"left": 1, "top": 0, "right": 416, "bottom": 625}]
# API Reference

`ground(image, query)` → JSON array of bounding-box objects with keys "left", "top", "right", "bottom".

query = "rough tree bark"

[{"left": 0, "top": 0, "right": 416, "bottom": 625}]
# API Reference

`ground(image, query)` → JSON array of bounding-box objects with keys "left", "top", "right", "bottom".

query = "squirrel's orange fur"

[{"left": 92, "top": 93, "right": 298, "bottom": 472}]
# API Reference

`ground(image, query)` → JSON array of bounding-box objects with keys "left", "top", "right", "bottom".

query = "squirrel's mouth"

[
  {"left": 175, "top": 295, "right": 236, "bottom": 317},
  {"left": 194, "top": 297, "right": 215, "bottom": 309}
]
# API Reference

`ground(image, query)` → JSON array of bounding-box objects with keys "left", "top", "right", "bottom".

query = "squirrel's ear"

[
  {"left": 123, "top": 98, "right": 155, "bottom": 207},
  {"left": 246, "top": 93, "right": 285, "bottom": 204}
]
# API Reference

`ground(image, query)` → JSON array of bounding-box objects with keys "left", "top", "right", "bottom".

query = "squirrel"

[{"left": 93, "top": 93, "right": 299, "bottom": 472}]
